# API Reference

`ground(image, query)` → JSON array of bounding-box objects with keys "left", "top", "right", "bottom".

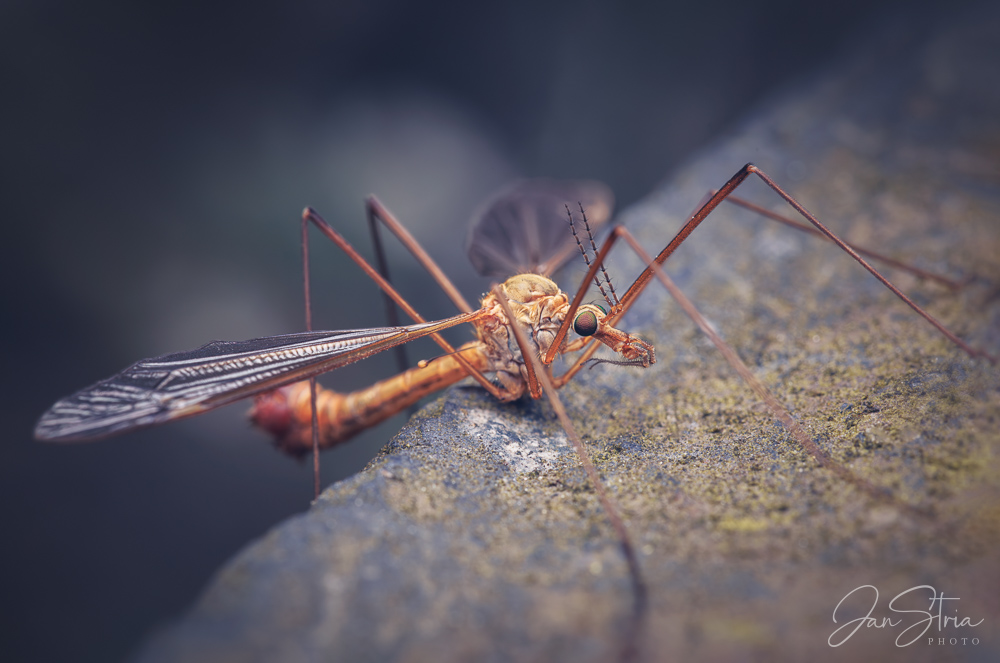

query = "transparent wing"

[
  {"left": 35, "top": 313, "right": 476, "bottom": 442},
  {"left": 465, "top": 179, "right": 614, "bottom": 278}
]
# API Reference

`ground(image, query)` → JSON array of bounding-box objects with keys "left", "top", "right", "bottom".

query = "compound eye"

[{"left": 573, "top": 310, "right": 599, "bottom": 337}]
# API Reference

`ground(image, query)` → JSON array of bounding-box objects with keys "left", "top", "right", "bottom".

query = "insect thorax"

[{"left": 476, "top": 274, "right": 571, "bottom": 400}]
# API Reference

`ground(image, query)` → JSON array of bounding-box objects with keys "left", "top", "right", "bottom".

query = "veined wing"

[
  {"left": 35, "top": 312, "right": 477, "bottom": 442},
  {"left": 465, "top": 179, "right": 614, "bottom": 278}
]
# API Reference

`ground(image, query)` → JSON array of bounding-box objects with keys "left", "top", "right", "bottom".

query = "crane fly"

[
  {"left": 34, "top": 164, "right": 995, "bottom": 660},
  {"left": 34, "top": 163, "right": 990, "bottom": 451},
  {"left": 32, "top": 179, "right": 623, "bottom": 446}
]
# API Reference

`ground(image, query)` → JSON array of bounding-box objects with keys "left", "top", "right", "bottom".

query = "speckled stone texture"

[{"left": 136, "top": 8, "right": 1000, "bottom": 663}]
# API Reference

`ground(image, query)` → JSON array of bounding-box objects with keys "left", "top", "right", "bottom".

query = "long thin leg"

[
  {"left": 672, "top": 190, "right": 966, "bottom": 290},
  {"left": 491, "top": 284, "right": 647, "bottom": 661},
  {"left": 722, "top": 194, "right": 968, "bottom": 290},
  {"left": 302, "top": 208, "right": 508, "bottom": 400},
  {"left": 366, "top": 197, "right": 475, "bottom": 314},
  {"left": 367, "top": 201, "right": 410, "bottom": 373},
  {"left": 301, "top": 211, "right": 321, "bottom": 498},
  {"left": 752, "top": 166, "right": 990, "bottom": 360}
]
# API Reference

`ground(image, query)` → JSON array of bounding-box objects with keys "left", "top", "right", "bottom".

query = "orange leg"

[{"left": 490, "top": 284, "right": 647, "bottom": 659}]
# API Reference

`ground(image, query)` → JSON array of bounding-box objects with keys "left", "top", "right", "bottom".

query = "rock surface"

[{"left": 137, "top": 8, "right": 1000, "bottom": 663}]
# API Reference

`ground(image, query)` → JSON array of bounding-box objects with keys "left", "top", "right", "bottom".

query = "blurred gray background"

[{"left": 1, "top": 1, "right": 986, "bottom": 661}]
